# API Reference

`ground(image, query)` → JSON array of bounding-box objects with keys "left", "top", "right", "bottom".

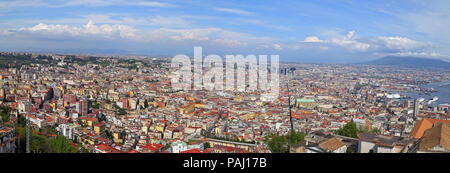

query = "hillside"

[{"left": 361, "top": 56, "right": 450, "bottom": 69}]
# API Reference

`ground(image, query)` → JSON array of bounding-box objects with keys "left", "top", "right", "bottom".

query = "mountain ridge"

[{"left": 360, "top": 56, "right": 450, "bottom": 69}]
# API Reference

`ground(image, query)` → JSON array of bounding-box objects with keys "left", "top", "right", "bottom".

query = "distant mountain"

[{"left": 361, "top": 56, "right": 450, "bottom": 69}]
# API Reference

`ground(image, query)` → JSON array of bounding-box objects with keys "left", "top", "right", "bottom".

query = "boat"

[{"left": 427, "top": 96, "right": 439, "bottom": 105}]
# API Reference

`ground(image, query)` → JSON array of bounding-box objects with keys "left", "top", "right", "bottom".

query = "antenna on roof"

[{"left": 287, "top": 79, "right": 294, "bottom": 131}]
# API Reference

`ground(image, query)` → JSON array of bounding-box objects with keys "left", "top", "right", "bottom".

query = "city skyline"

[{"left": 1, "top": 0, "right": 450, "bottom": 63}]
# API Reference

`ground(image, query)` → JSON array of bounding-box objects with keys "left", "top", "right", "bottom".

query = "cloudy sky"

[{"left": 0, "top": 0, "right": 449, "bottom": 63}]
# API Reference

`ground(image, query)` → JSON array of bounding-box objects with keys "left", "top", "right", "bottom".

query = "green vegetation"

[
  {"left": 144, "top": 99, "right": 149, "bottom": 109},
  {"left": 0, "top": 54, "right": 55, "bottom": 68},
  {"left": 49, "top": 135, "right": 79, "bottom": 153},
  {"left": 13, "top": 117, "right": 80, "bottom": 153},
  {"left": 0, "top": 105, "right": 12, "bottom": 123},
  {"left": 119, "top": 130, "right": 127, "bottom": 139},
  {"left": 370, "top": 127, "right": 381, "bottom": 134},
  {"left": 72, "top": 56, "right": 99, "bottom": 66},
  {"left": 116, "top": 107, "right": 127, "bottom": 116},
  {"left": 105, "top": 99, "right": 113, "bottom": 104},
  {"left": 354, "top": 83, "right": 368, "bottom": 91},
  {"left": 113, "top": 103, "right": 127, "bottom": 116},
  {"left": 96, "top": 60, "right": 111, "bottom": 67},
  {"left": 204, "top": 142, "right": 211, "bottom": 149},
  {"left": 80, "top": 146, "right": 91, "bottom": 153},
  {"left": 15, "top": 127, "right": 79, "bottom": 153},
  {"left": 91, "top": 101, "right": 100, "bottom": 109},
  {"left": 335, "top": 121, "right": 358, "bottom": 138},
  {"left": 335, "top": 121, "right": 381, "bottom": 138},
  {"left": 265, "top": 130, "right": 306, "bottom": 153},
  {"left": 161, "top": 144, "right": 171, "bottom": 151},
  {"left": 104, "top": 130, "right": 114, "bottom": 141},
  {"left": 358, "top": 127, "right": 381, "bottom": 134},
  {"left": 346, "top": 147, "right": 356, "bottom": 153},
  {"left": 17, "top": 115, "right": 26, "bottom": 127},
  {"left": 0, "top": 54, "right": 156, "bottom": 71}
]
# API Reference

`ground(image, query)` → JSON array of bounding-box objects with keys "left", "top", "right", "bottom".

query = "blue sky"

[{"left": 0, "top": 0, "right": 449, "bottom": 63}]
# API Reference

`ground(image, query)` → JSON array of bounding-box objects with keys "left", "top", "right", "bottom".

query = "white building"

[
  {"left": 170, "top": 140, "right": 188, "bottom": 153},
  {"left": 358, "top": 133, "right": 411, "bottom": 153}
]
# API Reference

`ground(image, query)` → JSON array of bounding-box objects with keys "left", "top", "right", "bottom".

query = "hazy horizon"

[{"left": 1, "top": 0, "right": 450, "bottom": 63}]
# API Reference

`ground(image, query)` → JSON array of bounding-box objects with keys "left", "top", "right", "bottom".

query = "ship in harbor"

[{"left": 427, "top": 96, "right": 439, "bottom": 105}]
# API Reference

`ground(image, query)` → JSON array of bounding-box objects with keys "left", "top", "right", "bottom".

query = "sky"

[{"left": 0, "top": 0, "right": 449, "bottom": 63}]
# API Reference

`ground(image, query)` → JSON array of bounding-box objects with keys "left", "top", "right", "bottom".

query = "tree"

[
  {"left": 105, "top": 130, "right": 114, "bottom": 140},
  {"left": 117, "top": 108, "right": 127, "bottom": 116},
  {"left": 30, "top": 133, "right": 52, "bottom": 153},
  {"left": 265, "top": 130, "right": 306, "bottom": 153},
  {"left": 286, "top": 130, "right": 305, "bottom": 148},
  {"left": 204, "top": 142, "right": 211, "bottom": 149},
  {"left": 144, "top": 99, "right": 149, "bottom": 109},
  {"left": 79, "top": 146, "right": 91, "bottom": 153},
  {"left": 49, "top": 135, "right": 78, "bottom": 153},
  {"left": 266, "top": 135, "right": 287, "bottom": 153},
  {"left": 15, "top": 127, "right": 78, "bottom": 153},
  {"left": 120, "top": 130, "right": 127, "bottom": 139},
  {"left": 91, "top": 101, "right": 100, "bottom": 109},
  {"left": 370, "top": 127, "right": 381, "bottom": 134},
  {"left": 0, "top": 105, "right": 12, "bottom": 123},
  {"left": 17, "top": 115, "right": 26, "bottom": 127},
  {"left": 335, "top": 121, "right": 358, "bottom": 138}
]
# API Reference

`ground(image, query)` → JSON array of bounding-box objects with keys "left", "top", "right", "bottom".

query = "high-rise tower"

[{"left": 413, "top": 99, "right": 420, "bottom": 118}]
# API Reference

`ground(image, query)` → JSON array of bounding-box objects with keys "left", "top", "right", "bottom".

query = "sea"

[{"left": 401, "top": 80, "right": 450, "bottom": 105}]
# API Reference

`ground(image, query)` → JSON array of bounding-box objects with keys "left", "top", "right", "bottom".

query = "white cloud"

[
  {"left": 150, "top": 27, "right": 271, "bottom": 47},
  {"left": 79, "top": 14, "right": 189, "bottom": 27},
  {"left": 214, "top": 8, "right": 254, "bottom": 16},
  {"left": 64, "top": 0, "right": 175, "bottom": 8},
  {"left": 213, "top": 39, "right": 247, "bottom": 47},
  {"left": 156, "top": 28, "right": 220, "bottom": 41},
  {"left": 319, "top": 46, "right": 328, "bottom": 51},
  {"left": 2, "top": 19, "right": 442, "bottom": 59},
  {"left": 19, "top": 20, "right": 138, "bottom": 40},
  {"left": 303, "top": 36, "right": 324, "bottom": 43},
  {"left": 4, "top": 21, "right": 275, "bottom": 49},
  {"left": 330, "top": 31, "right": 370, "bottom": 51},
  {"left": 0, "top": 0, "right": 53, "bottom": 9},
  {"left": 346, "top": 30, "right": 355, "bottom": 38},
  {"left": 273, "top": 44, "right": 283, "bottom": 50},
  {"left": 377, "top": 36, "right": 424, "bottom": 50},
  {"left": 0, "top": 0, "right": 175, "bottom": 9},
  {"left": 393, "top": 51, "right": 441, "bottom": 58},
  {"left": 296, "top": 30, "right": 438, "bottom": 57},
  {"left": 137, "top": 1, "right": 175, "bottom": 7},
  {"left": 302, "top": 31, "right": 370, "bottom": 51},
  {"left": 400, "top": 0, "right": 450, "bottom": 40},
  {"left": 63, "top": 0, "right": 117, "bottom": 7},
  {"left": 147, "top": 16, "right": 189, "bottom": 26}
]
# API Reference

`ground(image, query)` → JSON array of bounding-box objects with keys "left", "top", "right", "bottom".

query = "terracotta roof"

[
  {"left": 141, "top": 143, "right": 164, "bottom": 152},
  {"left": 318, "top": 137, "right": 345, "bottom": 152},
  {"left": 128, "top": 149, "right": 140, "bottom": 153},
  {"left": 181, "top": 149, "right": 202, "bottom": 153},
  {"left": 203, "top": 148, "right": 214, "bottom": 153},
  {"left": 418, "top": 123, "right": 450, "bottom": 151},
  {"left": 410, "top": 118, "right": 450, "bottom": 139},
  {"left": 96, "top": 143, "right": 123, "bottom": 153}
]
